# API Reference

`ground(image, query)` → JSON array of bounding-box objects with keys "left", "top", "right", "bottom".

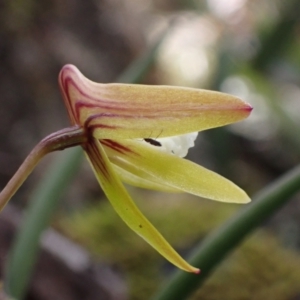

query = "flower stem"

[{"left": 0, "top": 126, "right": 86, "bottom": 212}]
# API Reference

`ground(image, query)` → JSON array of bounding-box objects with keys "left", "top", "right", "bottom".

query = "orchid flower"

[{"left": 0, "top": 65, "right": 252, "bottom": 274}]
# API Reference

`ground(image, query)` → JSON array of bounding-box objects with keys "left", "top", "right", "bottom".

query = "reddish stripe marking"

[
  {"left": 60, "top": 68, "right": 253, "bottom": 129},
  {"left": 101, "top": 139, "right": 137, "bottom": 156},
  {"left": 67, "top": 79, "right": 249, "bottom": 113},
  {"left": 78, "top": 102, "right": 162, "bottom": 122},
  {"left": 74, "top": 102, "right": 126, "bottom": 124},
  {"left": 60, "top": 67, "right": 253, "bottom": 113},
  {"left": 86, "top": 141, "right": 110, "bottom": 181},
  {"left": 89, "top": 124, "right": 119, "bottom": 130},
  {"left": 59, "top": 74, "right": 72, "bottom": 120},
  {"left": 62, "top": 78, "right": 138, "bottom": 111},
  {"left": 60, "top": 76, "right": 189, "bottom": 114},
  {"left": 84, "top": 112, "right": 121, "bottom": 130},
  {"left": 245, "top": 105, "right": 253, "bottom": 112},
  {"left": 60, "top": 76, "right": 78, "bottom": 124}
]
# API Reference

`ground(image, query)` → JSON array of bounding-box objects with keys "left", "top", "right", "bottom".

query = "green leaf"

[{"left": 152, "top": 164, "right": 300, "bottom": 300}]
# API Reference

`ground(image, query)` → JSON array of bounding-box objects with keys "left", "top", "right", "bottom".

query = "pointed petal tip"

[
  {"left": 229, "top": 94, "right": 252, "bottom": 116},
  {"left": 245, "top": 103, "right": 253, "bottom": 112},
  {"left": 244, "top": 103, "right": 253, "bottom": 113},
  {"left": 183, "top": 265, "right": 200, "bottom": 274},
  {"left": 240, "top": 191, "right": 251, "bottom": 204},
  {"left": 234, "top": 195, "right": 251, "bottom": 204},
  {"left": 235, "top": 99, "right": 253, "bottom": 115},
  {"left": 244, "top": 197, "right": 251, "bottom": 204}
]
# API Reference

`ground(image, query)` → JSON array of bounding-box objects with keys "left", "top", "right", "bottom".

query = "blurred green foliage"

[
  {"left": 2, "top": 0, "right": 300, "bottom": 299},
  {"left": 192, "top": 233, "right": 300, "bottom": 300},
  {"left": 57, "top": 189, "right": 300, "bottom": 300},
  {"left": 57, "top": 191, "right": 237, "bottom": 299}
]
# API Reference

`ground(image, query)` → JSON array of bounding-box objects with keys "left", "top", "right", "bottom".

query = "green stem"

[
  {"left": 153, "top": 164, "right": 300, "bottom": 300},
  {"left": 4, "top": 147, "right": 83, "bottom": 299},
  {"left": 0, "top": 126, "right": 85, "bottom": 212}
]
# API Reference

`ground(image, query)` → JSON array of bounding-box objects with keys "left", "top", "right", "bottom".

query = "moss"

[
  {"left": 57, "top": 189, "right": 236, "bottom": 299},
  {"left": 57, "top": 189, "right": 300, "bottom": 299},
  {"left": 192, "top": 233, "right": 300, "bottom": 300}
]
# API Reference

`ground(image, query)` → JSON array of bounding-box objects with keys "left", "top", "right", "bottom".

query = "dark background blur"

[{"left": 1, "top": 1, "right": 300, "bottom": 299}]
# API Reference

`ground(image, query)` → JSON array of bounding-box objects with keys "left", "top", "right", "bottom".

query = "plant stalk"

[{"left": 0, "top": 126, "right": 86, "bottom": 212}]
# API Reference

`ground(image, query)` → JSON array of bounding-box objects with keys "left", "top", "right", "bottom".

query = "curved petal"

[
  {"left": 59, "top": 65, "right": 252, "bottom": 139},
  {"left": 84, "top": 138, "right": 199, "bottom": 273},
  {"left": 103, "top": 139, "right": 251, "bottom": 204},
  {"left": 113, "top": 163, "right": 181, "bottom": 193}
]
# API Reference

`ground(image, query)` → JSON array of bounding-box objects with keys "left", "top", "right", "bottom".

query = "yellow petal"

[
  {"left": 59, "top": 65, "right": 252, "bottom": 139},
  {"left": 113, "top": 163, "right": 181, "bottom": 193},
  {"left": 84, "top": 138, "right": 199, "bottom": 273},
  {"left": 103, "top": 139, "right": 250, "bottom": 204}
]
